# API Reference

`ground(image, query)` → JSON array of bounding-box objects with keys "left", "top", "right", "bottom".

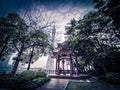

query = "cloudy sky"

[
  {"left": 0, "top": 0, "right": 94, "bottom": 42},
  {"left": 0, "top": 0, "right": 95, "bottom": 68}
]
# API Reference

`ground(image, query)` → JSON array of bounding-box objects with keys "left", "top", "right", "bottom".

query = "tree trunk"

[
  {"left": 12, "top": 45, "right": 24, "bottom": 75},
  {"left": 27, "top": 47, "right": 34, "bottom": 70},
  {"left": 74, "top": 56, "right": 80, "bottom": 75},
  {"left": 101, "top": 63, "right": 107, "bottom": 75}
]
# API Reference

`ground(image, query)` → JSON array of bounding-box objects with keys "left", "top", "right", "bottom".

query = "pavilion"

[{"left": 52, "top": 43, "right": 79, "bottom": 76}]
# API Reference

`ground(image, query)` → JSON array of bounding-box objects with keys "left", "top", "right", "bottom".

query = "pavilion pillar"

[
  {"left": 70, "top": 54, "right": 73, "bottom": 76},
  {"left": 55, "top": 60, "right": 58, "bottom": 74},
  {"left": 56, "top": 60, "right": 58, "bottom": 70},
  {"left": 62, "top": 60, "right": 65, "bottom": 71},
  {"left": 56, "top": 55, "right": 60, "bottom": 75},
  {"left": 58, "top": 60, "right": 60, "bottom": 75},
  {"left": 62, "top": 60, "right": 65, "bottom": 74}
]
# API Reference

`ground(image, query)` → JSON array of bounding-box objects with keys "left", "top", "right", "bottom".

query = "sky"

[{"left": 0, "top": 0, "right": 95, "bottom": 68}]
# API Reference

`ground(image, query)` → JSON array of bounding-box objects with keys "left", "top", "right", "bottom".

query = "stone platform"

[{"left": 48, "top": 74, "right": 90, "bottom": 80}]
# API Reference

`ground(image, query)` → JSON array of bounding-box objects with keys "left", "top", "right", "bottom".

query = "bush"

[
  {"left": 20, "top": 70, "right": 36, "bottom": 79},
  {"left": 16, "top": 70, "right": 36, "bottom": 83},
  {"left": 45, "top": 76, "right": 51, "bottom": 82},
  {"left": 0, "top": 74, "right": 19, "bottom": 89},
  {"left": 0, "top": 70, "right": 51, "bottom": 90},
  {"left": 106, "top": 72, "right": 120, "bottom": 84},
  {"left": 19, "top": 77, "right": 46, "bottom": 90},
  {"left": 0, "top": 77, "right": 16, "bottom": 88},
  {"left": 36, "top": 70, "right": 46, "bottom": 77}
]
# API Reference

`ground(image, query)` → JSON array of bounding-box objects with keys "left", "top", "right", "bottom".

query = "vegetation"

[
  {"left": 0, "top": 13, "right": 51, "bottom": 75},
  {"left": 0, "top": 0, "right": 120, "bottom": 89},
  {"left": 0, "top": 70, "right": 50, "bottom": 90},
  {"left": 93, "top": 0, "right": 120, "bottom": 31},
  {"left": 106, "top": 72, "right": 120, "bottom": 84},
  {"left": 65, "top": 80, "right": 120, "bottom": 90},
  {"left": 36, "top": 70, "right": 47, "bottom": 77},
  {"left": 65, "top": 0, "right": 120, "bottom": 77}
]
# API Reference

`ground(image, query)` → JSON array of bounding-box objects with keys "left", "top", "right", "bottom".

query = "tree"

[
  {"left": 10, "top": 13, "right": 29, "bottom": 75},
  {"left": 11, "top": 18, "right": 50, "bottom": 74},
  {"left": 65, "top": 11, "right": 120, "bottom": 74},
  {"left": 21, "top": 10, "right": 52, "bottom": 70},
  {"left": 93, "top": 0, "right": 120, "bottom": 37},
  {"left": 24, "top": 30, "right": 49, "bottom": 70},
  {"left": 0, "top": 13, "right": 27, "bottom": 59}
]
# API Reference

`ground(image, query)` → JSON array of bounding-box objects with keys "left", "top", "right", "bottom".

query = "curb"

[{"left": 63, "top": 80, "right": 69, "bottom": 90}]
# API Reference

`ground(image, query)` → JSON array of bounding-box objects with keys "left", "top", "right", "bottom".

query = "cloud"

[
  {"left": 16, "top": 1, "right": 94, "bottom": 43},
  {"left": 0, "top": 0, "right": 94, "bottom": 43}
]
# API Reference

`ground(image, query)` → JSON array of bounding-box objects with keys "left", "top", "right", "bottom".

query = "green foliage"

[
  {"left": 0, "top": 12, "right": 50, "bottom": 74},
  {"left": 0, "top": 13, "right": 27, "bottom": 58},
  {"left": 0, "top": 76, "right": 15, "bottom": 88},
  {"left": 0, "top": 70, "right": 50, "bottom": 90},
  {"left": 65, "top": 80, "right": 120, "bottom": 90},
  {"left": 93, "top": 0, "right": 120, "bottom": 29},
  {"left": 65, "top": 10, "right": 120, "bottom": 75},
  {"left": 18, "top": 77, "right": 45, "bottom": 90},
  {"left": 36, "top": 70, "right": 46, "bottom": 77},
  {"left": 106, "top": 72, "right": 120, "bottom": 84},
  {"left": 16, "top": 70, "right": 36, "bottom": 83}
]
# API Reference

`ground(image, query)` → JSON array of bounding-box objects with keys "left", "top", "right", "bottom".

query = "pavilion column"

[
  {"left": 62, "top": 60, "right": 65, "bottom": 74},
  {"left": 56, "top": 60, "right": 58, "bottom": 70},
  {"left": 62, "top": 60, "right": 65, "bottom": 71},
  {"left": 58, "top": 60, "right": 60, "bottom": 75},
  {"left": 55, "top": 60, "right": 58, "bottom": 74},
  {"left": 56, "top": 55, "right": 60, "bottom": 75},
  {"left": 70, "top": 54, "right": 73, "bottom": 76}
]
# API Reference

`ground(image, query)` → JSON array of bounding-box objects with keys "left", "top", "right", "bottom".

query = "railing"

[
  {"left": 45, "top": 70, "right": 56, "bottom": 74},
  {"left": 0, "top": 68, "right": 94, "bottom": 75},
  {"left": 45, "top": 70, "right": 79, "bottom": 74}
]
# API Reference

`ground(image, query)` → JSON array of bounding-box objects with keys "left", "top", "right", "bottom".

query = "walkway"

[
  {"left": 36, "top": 78, "right": 69, "bottom": 90},
  {"left": 36, "top": 74, "right": 92, "bottom": 90}
]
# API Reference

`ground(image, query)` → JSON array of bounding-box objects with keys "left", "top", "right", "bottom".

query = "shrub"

[
  {"left": 0, "top": 70, "right": 51, "bottom": 90},
  {"left": 36, "top": 70, "right": 46, "bottom": 77},
  {"left": 19, "top": 77, "right": 46, "bottom": 90},
  {"left": 16, "top": 70, "right": 36, "bottom": 83},
  {"left": 106, "top": 72, "right": 120, "bottom": 84},
  {"left": 45, "top": 76, "right": 51, "bottom": 82},
  {"left": 0, "top": 75, "right": 16, "bottom": 89}
]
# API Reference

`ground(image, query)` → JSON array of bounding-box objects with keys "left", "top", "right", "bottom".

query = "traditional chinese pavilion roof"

[{"left": 51, "top": 43, "right": 79, "bottom": 60}]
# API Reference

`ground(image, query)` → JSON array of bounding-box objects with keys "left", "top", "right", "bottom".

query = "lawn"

[{"left": 65, "top": 80, "right": 120, "bottom": 90}]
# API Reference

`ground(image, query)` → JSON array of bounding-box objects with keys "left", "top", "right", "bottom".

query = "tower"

[{"left": 46, "top": 22, "right": 56, "bottom": 70}]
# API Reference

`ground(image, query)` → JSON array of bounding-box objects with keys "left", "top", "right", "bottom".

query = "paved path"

[
  {"left": 36, "top": 77, "right": 97, "bottom": 90},
  {"left": 0, "top": 77, "right": 96, "bottom": 90},
  {"left": 36, "top": 78, "right": 69, "bottom": 90}
]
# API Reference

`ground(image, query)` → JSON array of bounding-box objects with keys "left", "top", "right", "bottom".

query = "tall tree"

[
  {"left": 0, "top": 13, "right": 27, "bottom": 59},
  {"left": 65, "top": 11, "right": 120, "bottom": 74},
  {"left": 93, "top": 0, "right": 120, "bottom": 37}
]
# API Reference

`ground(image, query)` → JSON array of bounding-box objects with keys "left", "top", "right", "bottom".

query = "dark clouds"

[{"left": 0, "top": 0, "right": 94, "bottom": 15}]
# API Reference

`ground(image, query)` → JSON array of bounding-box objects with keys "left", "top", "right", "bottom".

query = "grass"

[{"left": 65, "top": 80, "right": 120, "bottom": 90}]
